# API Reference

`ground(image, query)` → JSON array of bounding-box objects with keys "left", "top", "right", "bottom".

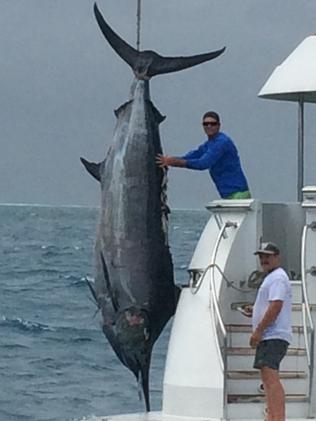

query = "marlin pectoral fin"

[
  {"left": 94, "top": 3, "right": 225, "bottom": 79},
  {"left": 148, "top": 101, "right": 166, "bottom": 124},
  {"left": 86, "top": 279, "right": 100, "bottom": 307},
  {"left": 80, "top": 157, "right": 102, "bottom": 182},
  {"left": 114, "top": 100, "right": 133, "bottom": 118},
  {"left": 100, "top": 253, "right": 119, "bottom": 312}
]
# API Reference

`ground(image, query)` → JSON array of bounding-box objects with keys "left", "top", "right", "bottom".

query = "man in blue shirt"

[{"left": 156, "top": 111, "right": 250, "bottom": 199}]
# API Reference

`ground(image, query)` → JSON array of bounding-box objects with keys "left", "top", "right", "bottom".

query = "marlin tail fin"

[{"left": 94, "top": 3, "right": 225, "bottom": 79}]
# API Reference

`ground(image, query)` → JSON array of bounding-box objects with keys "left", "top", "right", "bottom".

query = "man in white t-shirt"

[{"left": 247, "top": 242, "right": 292, "bottom": 421}]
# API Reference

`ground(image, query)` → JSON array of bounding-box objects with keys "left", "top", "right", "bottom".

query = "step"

[
  {"left": 227, "top": 370, "right": 308, "bottom": 395},
  {"left": 226, "top": 325, "right": 305, "bottom": 334},
  {"left": 292, "top": 303, "right": 316, "bottom": 311},
  {"left": 231, "top": 301, "right": 316, "bottom": 313},
  {"left": 226, "top": 347, "right": 306, "bottom": 356},
  {"left": 291, "top": 281, "right": 303, "bottom": 302},
  {"left": 227, "top": 395, "right": 309, "bottom": 419},
  {"left": 226, "top": 347, "right": 307, "bottom": 371},
  {"left": 226, "top": 324, "right": 306, "bottom": 348},
  {"left": 228, "top": 280, "right": 301, "bottom": 299},
  {"left": 292, "top": 304, "right": 316, "bottom": 325},
  {"left": 228, "top": 393, "right": 308, "bottom": 404},
  {"left": 230, "top": 302, "right": 316, "bottom": 325},
  {"left": 227, "top": 370, "right": 307, "bottom": 380}
]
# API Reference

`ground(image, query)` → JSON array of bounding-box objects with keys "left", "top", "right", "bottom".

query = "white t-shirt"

[{"left": 252, "top": 267, "right": 292, "bottom": 344}]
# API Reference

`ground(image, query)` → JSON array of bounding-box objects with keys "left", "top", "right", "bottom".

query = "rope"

[
  {"left": 136, "top": 0, "right": 141, "bottom": 51},
  {"left": 190, "top": 266, "right": 262, "bottom": 295}
]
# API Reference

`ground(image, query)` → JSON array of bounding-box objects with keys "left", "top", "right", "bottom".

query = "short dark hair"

[{"left": 202, "top": 111, "right": 220, "bottom": 123}]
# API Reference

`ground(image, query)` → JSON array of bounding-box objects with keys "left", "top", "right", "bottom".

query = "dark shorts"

[{"left": 253, "top": 339, "right": 289, "bottom": 370}]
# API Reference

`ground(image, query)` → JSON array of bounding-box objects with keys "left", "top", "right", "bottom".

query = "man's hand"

[
  {"left": 156, "top": 154, "right": 187, "bottom": 168},
  {"left": 238, "top": 304, "right": 253, "bottom": 317},
  {"left": 250, "top": 329, "right": 262, "bottom": 348},
  {"left": 156, "top": 154, "right": 170, "bottom": 168}
]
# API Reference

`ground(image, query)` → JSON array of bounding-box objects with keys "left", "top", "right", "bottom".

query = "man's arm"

[
  {"left": 181, "top": 144, "right": 206, "bottom": 160},
  {"left": 250, "top": 300, "right": 283, "bottom": 348},
  {"left": 186, "top": 139, "right": 226, "bottom": 170},
  {"left": 156, "top": 142, "right": 207, "bottom": 168}
]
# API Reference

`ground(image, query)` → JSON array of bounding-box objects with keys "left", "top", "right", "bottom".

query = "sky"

[{"left": 1, "top": 0, "right": 316, "bottom": 209}]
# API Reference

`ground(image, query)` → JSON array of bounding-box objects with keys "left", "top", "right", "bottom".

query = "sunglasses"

[{"left": 202, "top": 121, "right": 219, "bottom": 127}]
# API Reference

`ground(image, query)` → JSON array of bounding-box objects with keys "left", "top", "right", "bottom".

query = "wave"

[
  {"left": 0, "top": 316, "right": 102, "bottom": 337},
  {"left": 69, "top": 416, "right": 102, "bottom": 421},
  {"left": 0, "top": 409, "right": 33, "bottom": 421},
  {"left": 69, "top": 275, "right": 95, "bottom": 287},
  {"left": 4, "top": 267, "right": 60, "bottom": 275},
  {"left": 40, "top": 245, "right": 85, "bottom": 257},
  {"left": 0, "top": 316, "right": 55, "bottom": 333},
  {"left": 1, "top": 343, "right": 30, "bottom": 350},
  {"left": 0, "top": 202, "right": 99, "bottom": 209}
]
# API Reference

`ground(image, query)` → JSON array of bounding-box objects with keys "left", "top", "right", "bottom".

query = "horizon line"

[{"left": 0, "top": 202, "right": 207, "bottom": 211}]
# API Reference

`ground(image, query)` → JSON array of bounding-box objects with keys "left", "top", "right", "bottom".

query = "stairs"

[{"left": 225, "top": 281, "right": 311, "bottom": 419}]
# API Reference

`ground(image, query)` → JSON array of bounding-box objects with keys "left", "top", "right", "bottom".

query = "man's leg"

[{"left": 260, "top": 366, "right": 285, "bottom": 421}]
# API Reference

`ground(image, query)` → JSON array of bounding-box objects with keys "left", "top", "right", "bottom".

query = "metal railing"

[
  {"left": 189, "top": 221, "right": 238, "bottom": 297},
  {"left": 301, "top": 224, "right": 315, "bottom": 405},
  {"left": 189, "top": 220, "right": 237, "bottom": 420}
]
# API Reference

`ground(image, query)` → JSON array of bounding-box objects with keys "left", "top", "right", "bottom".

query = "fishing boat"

[{"left": 97, "top": 35, "right": 316, "bottom": 421}]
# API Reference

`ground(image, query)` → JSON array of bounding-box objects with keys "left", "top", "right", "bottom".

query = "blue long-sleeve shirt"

[{"left": 181, "top": 132, "right": 249, "bottom": 198}]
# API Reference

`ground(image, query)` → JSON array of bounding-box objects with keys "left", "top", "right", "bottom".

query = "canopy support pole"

[{"left": 298, "top": 98, "right": 304, "bottom": 202}]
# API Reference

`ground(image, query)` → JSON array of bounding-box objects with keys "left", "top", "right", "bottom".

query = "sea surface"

[{"left": 0, "top": 205, "right": 209, "bottom": 421}]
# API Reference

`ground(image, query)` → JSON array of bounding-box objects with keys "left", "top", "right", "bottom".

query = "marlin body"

[
  {"left": 82, "top": 79, "right": 174, "bottom": 411},
  {"left": 81, "top": 3, "right": 225, "bottom": 411}
]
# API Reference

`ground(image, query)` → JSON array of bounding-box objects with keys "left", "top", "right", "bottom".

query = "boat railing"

[
  {"left": 301, "top": 224, "right": 315, "bottom": 406},
  {"left": 189, "top": 220, "right": 238, "bottom": 420},
  {"left": 189, "top": 220, "right": 238, "bottom": 296}
]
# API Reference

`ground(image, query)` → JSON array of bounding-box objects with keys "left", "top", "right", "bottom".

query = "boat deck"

[{"left": 94, "top": 411, "right": 310, "bottom": 421}]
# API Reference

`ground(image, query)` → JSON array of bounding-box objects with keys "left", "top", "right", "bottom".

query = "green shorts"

[
  {"left": 226, "top": 190, "right": 251, "bottom": 199},
  {"left": 254, "top": 339, "right": 289, "bottom": 370}
]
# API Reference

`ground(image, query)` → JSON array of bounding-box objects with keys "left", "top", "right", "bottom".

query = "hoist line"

[{"left": 136, "top": 0, "right": 141, "bottom": 51}]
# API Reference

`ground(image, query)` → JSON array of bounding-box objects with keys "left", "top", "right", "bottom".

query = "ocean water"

[{"left": 0, "top": 205, "right": 209, "bottom": 421}]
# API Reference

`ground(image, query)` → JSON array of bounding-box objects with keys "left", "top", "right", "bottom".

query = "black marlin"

[{"left": 81, "top": 3, "right": 225, "bottom": 411}]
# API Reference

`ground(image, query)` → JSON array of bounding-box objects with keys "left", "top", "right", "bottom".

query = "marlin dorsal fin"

[{"left": 80, "top": 157, "right": 102, "bottom": 182}]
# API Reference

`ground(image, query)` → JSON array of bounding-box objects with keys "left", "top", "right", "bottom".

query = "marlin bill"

[{"left": 81, "top": 3, "right": 225, "bottom": 411}]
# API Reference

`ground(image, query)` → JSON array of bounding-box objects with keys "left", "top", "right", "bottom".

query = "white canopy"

[
  {"left": 258, "top": 34, "right": 316, "bottom": 201},
  {"left": 258, "top": 34, "right": 316, "bottom": 103}
]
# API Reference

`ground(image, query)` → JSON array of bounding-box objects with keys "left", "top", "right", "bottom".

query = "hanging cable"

[{"left": 136, "top": 0, "right": 141, "bottom": 51}]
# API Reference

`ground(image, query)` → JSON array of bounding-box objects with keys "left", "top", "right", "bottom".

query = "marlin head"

[
  {"left": 103, "top": 307, "right": 152, "bottom": 411},
  {"left": 94, "top": 3, "right": 225, "bottom": 80}
]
